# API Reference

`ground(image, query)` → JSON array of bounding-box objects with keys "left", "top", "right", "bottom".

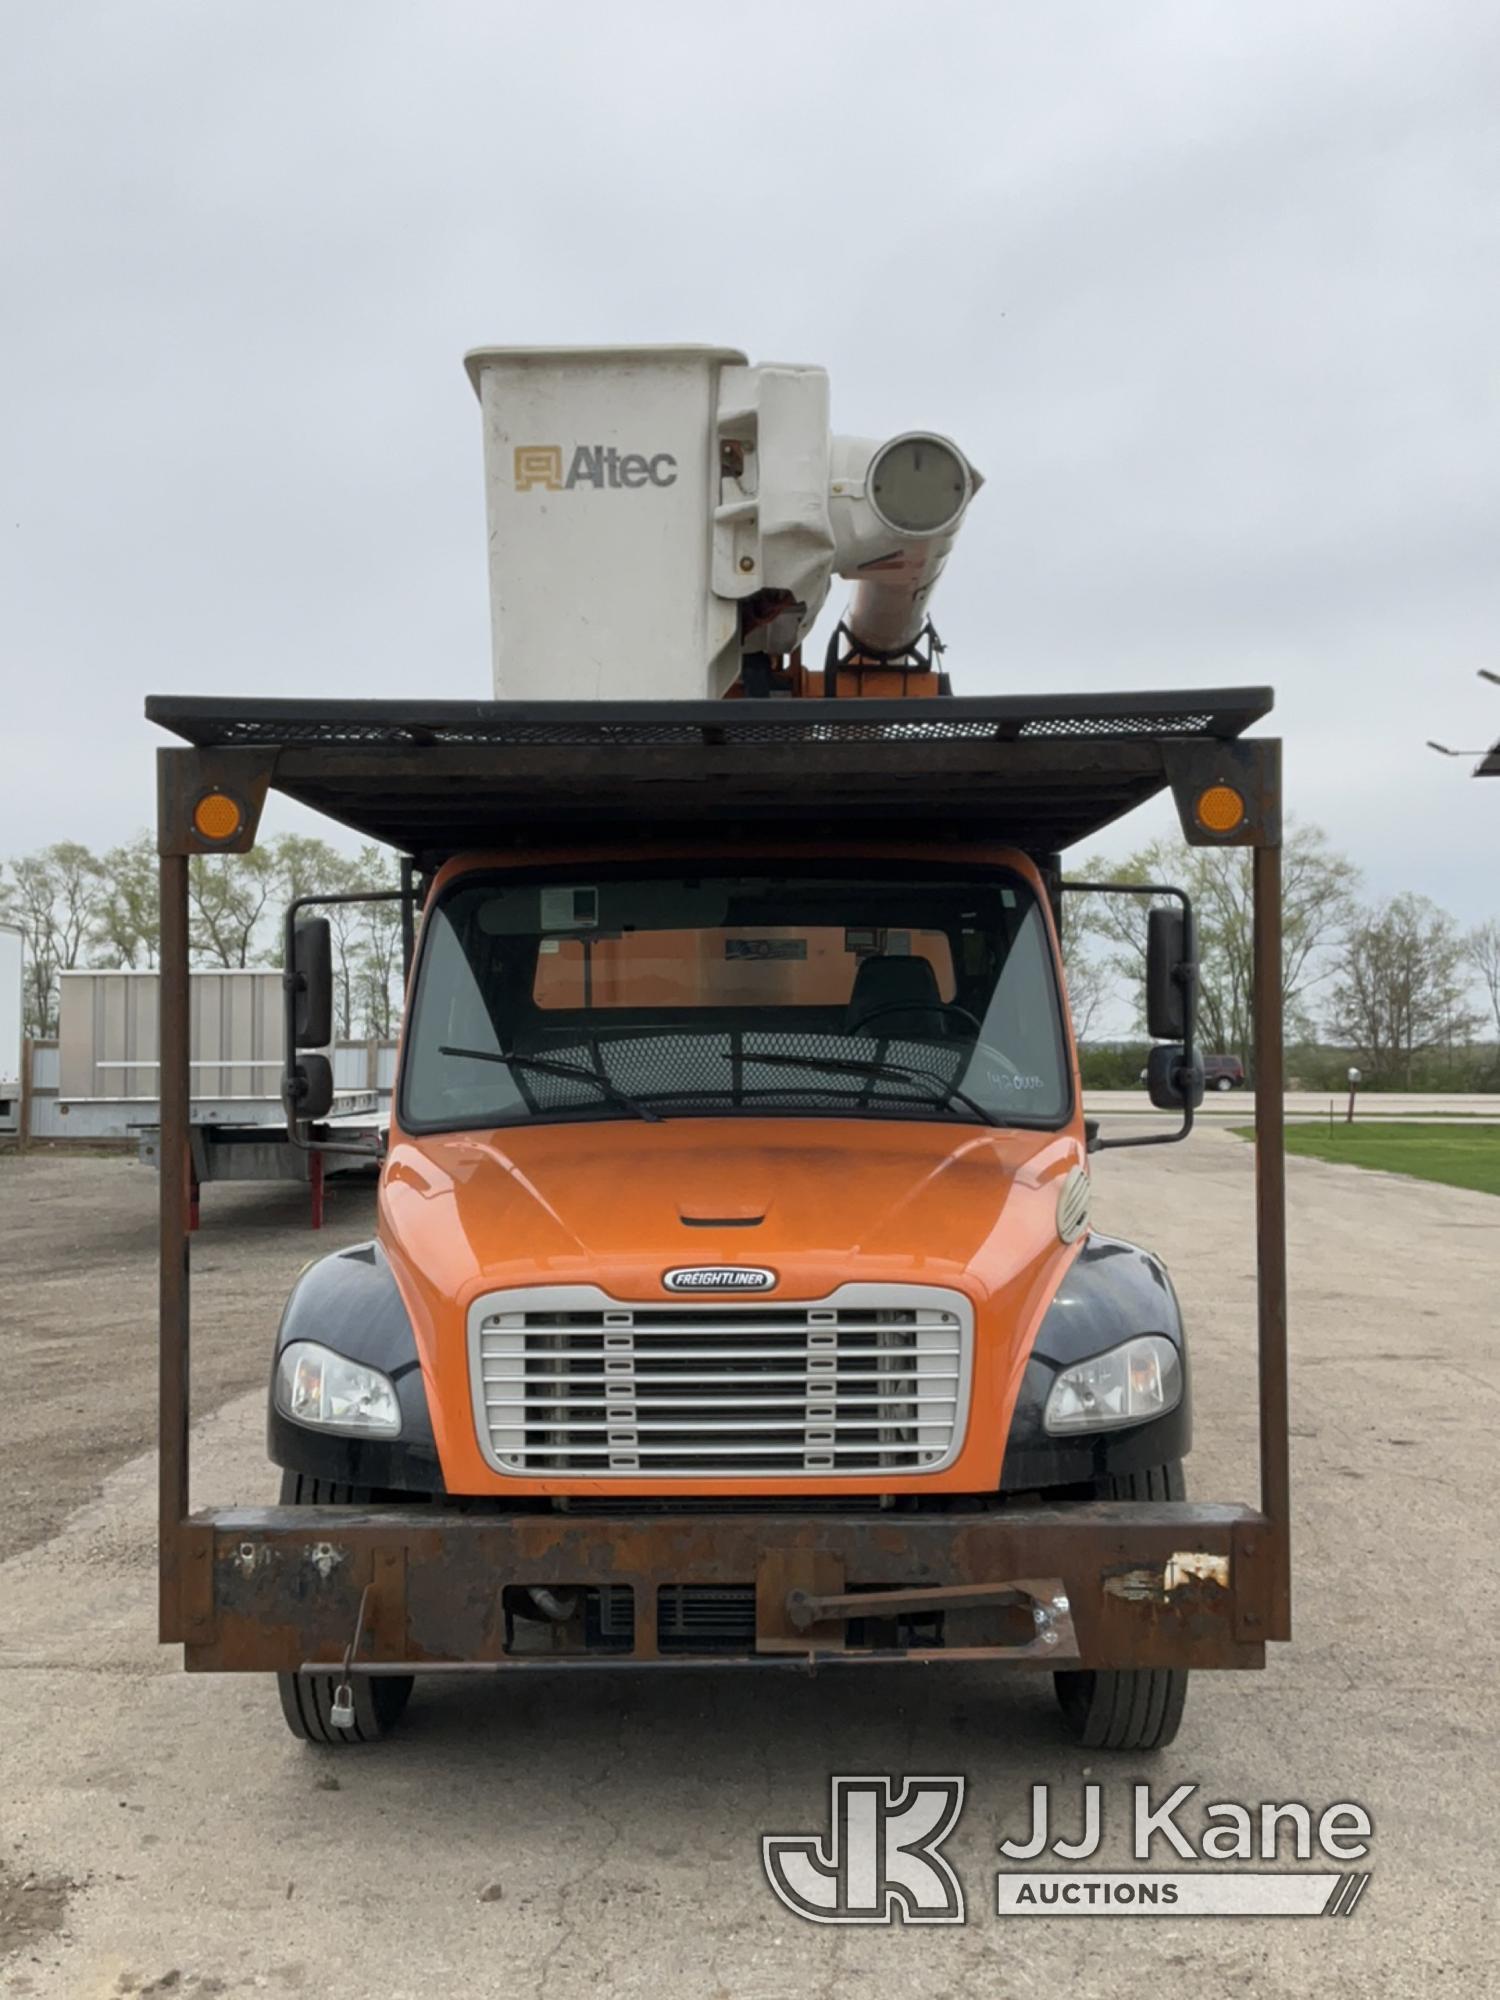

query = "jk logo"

[{"left": 762, "top": 1776, "right": 966, "bottom": 1925}]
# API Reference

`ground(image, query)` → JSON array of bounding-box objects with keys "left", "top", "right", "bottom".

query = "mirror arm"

[
  {"left": 281, "top": 886, "right": 411, "bottom": 1158},
  {"left": 1059, "top": 879, "right": 1198, "bottom": 1152}
]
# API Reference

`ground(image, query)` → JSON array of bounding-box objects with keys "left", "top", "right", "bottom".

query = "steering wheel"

[{"left": 851, "top": 1000, "right": 985, "bottom": 1038}]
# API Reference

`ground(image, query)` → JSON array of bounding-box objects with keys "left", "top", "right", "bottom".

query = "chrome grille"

[{"left": 469, "top": 1286, "right": 972, "bottom": 1477}]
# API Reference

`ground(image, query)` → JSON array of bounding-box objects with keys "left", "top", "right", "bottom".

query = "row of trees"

[
  {"left": 1062, "top": 821, "right": 1500, "bottom": 1089},
  {"left": 0, "top": 835, "right": 405, "bottom": 1040},
  {"left": 4, "top": 821, "right": 1497, "bottom": 1089}
]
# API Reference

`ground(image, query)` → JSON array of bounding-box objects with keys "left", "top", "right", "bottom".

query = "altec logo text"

[{"left": 513, "top": 444, "right": 678, "bottom": 492}]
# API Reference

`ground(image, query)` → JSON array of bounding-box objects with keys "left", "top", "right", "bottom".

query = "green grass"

[{"left": 1232, "top": 1123, "right": 1500, "bottom": 1197}]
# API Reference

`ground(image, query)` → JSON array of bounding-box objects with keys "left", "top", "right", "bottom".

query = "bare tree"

[
  {"left": 1071, "top": 820, "right": 1358, "bottom": 1064},
  {"left": 1, "top": 830, "right": 407, "bottom": 1041},
  {"left": 354, "top": 849, "right": 405, "bottom": 1039},
  {"left": 0, "top": 843, "right": 106, "bottom": 1035},
  {"left": 1056, "top": 897, "right": 1109, "bottom": 1042},
  {"left": 1326, "top": 894, "right": 1482, "bottom": 1087},
  {"left": 323, "top": 867, "right": 367, "bottom": 1041},
  {"left": 188, "top": 848, "right": 278, "bottom": 967},
  {"left": 2, "top": 856, "right": 64, "bottom": 1036},
  {"left": 1468, "top": 918, "right": 1500, "bottom": 1042},
  {"left": 273, "top": 834, "right": 345, "bottom": 907},
  {"left": 93, "top": 832, "right": 160, "bottom": 968}
]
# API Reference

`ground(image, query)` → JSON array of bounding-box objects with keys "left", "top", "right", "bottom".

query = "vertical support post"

[
  {"left": 399, "top": 857, "right": 416, "bottom": 986},
  {"left": 310, "top": 1146, "right": 325, "bottom": 1230},
  {"left": 1251, "top": 842, "right": 1291, "bottom": 1640},
  {"left": 19, "top": 1034, "right": 33, "bottom": 1152},
  {"left": 158, "top": 848, "right": 192, "bottom": 1642}
]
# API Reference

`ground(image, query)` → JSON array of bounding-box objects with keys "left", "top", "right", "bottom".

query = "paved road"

[
  {"left": 0, "top": 1150, "right": 378, "bottom": 1559},
  {"left": 2, "top": 1132, "right": 1495, "bottom": 1998},
  {"left": 1087, "top": 1088, "right": 1500, "bottom": 1125}
]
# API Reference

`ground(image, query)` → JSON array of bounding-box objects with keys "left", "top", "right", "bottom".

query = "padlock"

[{"left": 330, "top": 1681, "right": 355, "bottom": 1729}]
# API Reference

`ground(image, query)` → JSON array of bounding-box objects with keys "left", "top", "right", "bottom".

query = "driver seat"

[{"left": 843, "top": 955, "right": 951, "bottom": 1040}]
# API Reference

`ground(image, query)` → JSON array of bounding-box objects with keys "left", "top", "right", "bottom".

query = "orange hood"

[{"left": 379, "top": 1117, "right": 1086, "bottom": 1497}]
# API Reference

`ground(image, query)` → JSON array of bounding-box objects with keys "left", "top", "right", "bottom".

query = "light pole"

[{"left": 1427, "top": 669, "right": 1500, "bottom": 773}]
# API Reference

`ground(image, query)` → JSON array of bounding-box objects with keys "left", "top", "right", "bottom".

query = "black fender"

[
  {"left": 267, "top": 1240, "right": 446, "bottom": 1494},
  {"left": 998, "top": 1231, "right": 1191, "bottom": 1492}
]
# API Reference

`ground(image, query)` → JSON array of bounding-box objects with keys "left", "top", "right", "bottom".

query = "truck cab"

[
  {"left": 265, "top": 817, "right": 1206, "bottom": 1742},
  {"left": 272, "top": 836, "right": 1182, "bottom": 1497}
]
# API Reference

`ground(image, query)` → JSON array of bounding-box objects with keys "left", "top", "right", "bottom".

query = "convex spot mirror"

[
  {"left": 1146, "top": 1043, "right": 1204, "bottom": 1111},
  {"left": 1145, "top": 907, "right": 1193, "bottom": 1042},
  {"left": 284, "top": 1053, "right": 334, "bottom": 1122},
  {"left": 291, "top": 917, "right": 333, "bottom": 1048}
]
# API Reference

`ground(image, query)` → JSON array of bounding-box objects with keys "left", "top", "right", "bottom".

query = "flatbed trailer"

[
  {"left": 47, "top": 965, "right": 383, "bottom": 1224},
  {"left": 137, "top": 1100, "right": 382, "bottom": 1229},
  {"left": 147, "top": 687, "right": 1289, "bottom": 1705}
]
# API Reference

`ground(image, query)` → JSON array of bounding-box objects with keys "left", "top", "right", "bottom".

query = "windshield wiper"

[
  {"left": 724, "top": 1050, "right": 997, "bottom": 1127},
  {"left": 437, "top": 1047, "right": 663, "bottom": 1123}
]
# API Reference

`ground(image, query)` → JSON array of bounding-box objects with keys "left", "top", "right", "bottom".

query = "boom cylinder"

[{"left": 831, "top": 431, "right": 983, "bottom": 658}]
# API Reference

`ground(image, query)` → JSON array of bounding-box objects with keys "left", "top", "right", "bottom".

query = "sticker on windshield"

[
  {"left": 540, "top": 886, "right": 598, "bottom": 930},
  {"left": 982, "top": 1065, "right": 1046, "bottom": 1092}
]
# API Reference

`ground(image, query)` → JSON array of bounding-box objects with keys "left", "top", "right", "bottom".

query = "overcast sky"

[{"left": 4, "top": 2, "right": 1497, "bottom": 921}]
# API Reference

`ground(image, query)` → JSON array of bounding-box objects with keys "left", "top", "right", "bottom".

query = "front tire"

[
  {"left": 1215, "top": 1074, "right": 1235, "bottom": 1092},
  {"left": 1053, "top": 1461, "right": 1189, "bottom": 1751},
  {"left": 274, "top": 1472, "right": 413, "bottom": 1745}
]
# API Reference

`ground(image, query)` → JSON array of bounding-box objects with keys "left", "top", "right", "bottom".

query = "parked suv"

[{"left": 1138, "top": 1052, "right": 1246, "bottom": 1091}]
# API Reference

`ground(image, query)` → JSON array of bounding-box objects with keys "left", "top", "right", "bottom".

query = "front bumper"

[{"left": 166, "top": 1499, "right": 1276, "bottom": 1674}]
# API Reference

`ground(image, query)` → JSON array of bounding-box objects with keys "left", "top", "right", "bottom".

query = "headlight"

[
  {"left": 1043, "top": 1335, "right": 1182, "bottom": 1435},
  {"left": 274, "top": 1341, "right": 401, "bottom": 1436}
]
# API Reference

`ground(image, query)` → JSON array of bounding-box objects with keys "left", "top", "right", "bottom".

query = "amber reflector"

[
  {"left": 1195, "top": 784, "right": 1246, "bottom": 834},
  {"left": 192, "top": 791, "right": 243, "bottom": 842}
]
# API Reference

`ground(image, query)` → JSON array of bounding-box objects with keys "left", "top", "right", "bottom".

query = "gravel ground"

[
  {"left": 0, "top": 1150, "right": 378, "bottom": 1557},
  {"left": 1, "top": 1131, "right": 1495, "bottom": 1998}
]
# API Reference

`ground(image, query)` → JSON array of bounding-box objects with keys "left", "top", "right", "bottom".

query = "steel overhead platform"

[
  {"left": 147, "top": 683, "right": 1290, "bottom": 1674},
  {"left": 145, "top": 688, "right": 1276, "bottom": 864}
]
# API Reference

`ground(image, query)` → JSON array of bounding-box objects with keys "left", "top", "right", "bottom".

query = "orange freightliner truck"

[{"left": 147, "top": 347, "right": 1290, "bottom": 1751}]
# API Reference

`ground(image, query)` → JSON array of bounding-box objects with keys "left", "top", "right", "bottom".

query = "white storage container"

[{"left": 58, "top": 968, "right": 287, "bottom": 1101}]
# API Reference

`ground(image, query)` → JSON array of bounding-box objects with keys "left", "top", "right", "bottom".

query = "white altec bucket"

[
  {"left": 466, "top": 345, "right": 745, "bottom": 702},
  {"left": 464, "top": 345, "right": 836, "bottom": 702}
]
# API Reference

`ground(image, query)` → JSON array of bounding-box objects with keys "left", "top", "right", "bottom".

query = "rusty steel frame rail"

[
  {"left": 178, "top": 1501, "right": 1266, "bottom": 1673},
  {"left": 154, "top": 718, "right": 1291, "bottom": 1672}
]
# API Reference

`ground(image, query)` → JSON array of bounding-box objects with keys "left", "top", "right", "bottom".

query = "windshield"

[{"left": 400, "top": 866, "right": 1071, "bottom": 1132}]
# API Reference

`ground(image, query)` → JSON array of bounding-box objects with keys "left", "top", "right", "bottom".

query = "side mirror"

[
  {"left": 284, "top": 1053, "right": 335, "bottom": 1123},
  {"left": 1146, "top": 1043, "right": 1204, "bottom": 1110},
  {"left": 290, "top": 918, "right": 333, "bottom": 1048},
  {"left": 1145, "top": 907, "right": 1193, "bottom": 1042}
]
